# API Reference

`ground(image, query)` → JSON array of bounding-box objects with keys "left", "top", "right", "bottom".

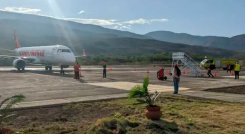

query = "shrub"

[
  {"left": 0, "top": 95, "right": 25, "bottom": 128},
  {"left": 128, "top": 77, "right": 160, "bottom": 106}
]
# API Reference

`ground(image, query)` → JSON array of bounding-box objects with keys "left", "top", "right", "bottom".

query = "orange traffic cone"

[
  {"left": 183, "top": 69, "right": 186, "bottom": 75},
  {"left": 214, "top": 71, "right": 219, "bottom": 77}
]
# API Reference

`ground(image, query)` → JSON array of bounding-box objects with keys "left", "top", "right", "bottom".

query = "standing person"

[
  {"left": 157, "top": 67, "right": 164, "bottom": 80},
  {"left": 226, "top": 64, "right": 230, "bottom": 73},
  {"left": 74, "top": 62, "right": 81, "bottom": 80},
  {"left": 234, "top": 62, "right": 241, "bottom": 79},
  {"left": 207, "top": 67, "right": 214, "bottom": 78},
  {"left": 173, "top": 64, "right": 181, "bottom": 94},
  {"left": 60, "top": 66, "right": 65, "bottom": 75},
  {"left": 103, "top": 64, "right": 107, "bottom": 78}
]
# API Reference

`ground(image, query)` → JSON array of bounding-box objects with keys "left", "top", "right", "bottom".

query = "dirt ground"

[
  {"left": 205, "top": 85, "right": 245, "bottom": 94},
  {"left": 4, "top": 95, "right": 245, "bottom": 134}
]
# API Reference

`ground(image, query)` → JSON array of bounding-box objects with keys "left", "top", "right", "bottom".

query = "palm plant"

[
  {"left": 0, "top": 95, "right": 25, "bottom": 128},
  {"left": 128, "top": 77, "right": 160, "bottom": 106}
]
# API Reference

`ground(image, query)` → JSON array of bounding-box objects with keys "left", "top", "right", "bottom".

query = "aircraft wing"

[
  {"left": 0, "top": 55, "right": 18, "bottom": 58},
  {"left": 0, "top": 48, "right": 16, "bottom": 58},
  {"left": 0, "top": 55, "right": 37, "bottom": 63}
]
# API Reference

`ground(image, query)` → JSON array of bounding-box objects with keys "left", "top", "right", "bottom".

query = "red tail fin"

[{"left": 14, "top": 31, "right": 21, "bottom": 48}]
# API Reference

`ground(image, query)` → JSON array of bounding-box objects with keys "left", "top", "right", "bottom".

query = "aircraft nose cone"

[
  {"left": 63, "top": 54, "right": 76, "bottom": 65},
  {"left": 71, "top": 56, "right": 76, "bottom": 64}
]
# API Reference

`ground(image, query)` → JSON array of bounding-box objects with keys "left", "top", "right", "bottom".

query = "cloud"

[
  {"left": 64, "top": 18, "right": 131, "bottom": 30},
  {"left": 64, "top": 18, "right": 168, "bottom": 30},
  {"left": 124, "top": 18, "right": 168, "bottom": 25},
  {"left": 150, "top": 18, "right": 169, "bottom": 22},
  {"left": 0, "top": 7, "right": 168, "bottom": 31},
  {"left": 124, "top": 18, "right": 149, "bottom": 25},
  {"left": 78, "top": 10, "right": 85, "bottom": 15},
  {"left": 1, "top": 7, "right": 41, "bottom": 14},
  {"left": 113, "top": 25, "right": 131, "bottom": 30},
  {"left": 64, "top": 18, "right": 118, "bottom": 26}
]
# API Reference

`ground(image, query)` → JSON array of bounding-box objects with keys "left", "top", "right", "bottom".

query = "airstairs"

[{"left": 172, "top": 52, "right": 202, "bottom": 77}]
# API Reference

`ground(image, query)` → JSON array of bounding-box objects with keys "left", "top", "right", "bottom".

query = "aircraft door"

[
  {"left": 56, "top": 49, "right": 65, "bottom": 64},
  {"left": 44, "top": 48, "right": 54, "bottom": 64}
]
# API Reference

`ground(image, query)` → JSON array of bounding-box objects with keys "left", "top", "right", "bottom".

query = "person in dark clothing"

[
  {"left": 103, "top": 64, "right": 107, "bottom": 78},
  {"left": 227, "top": 64, "right": 231, "bottom": 74},
  {"left": 207, "top": 67, "right": 214, "bottom": 78},
  {"left": 60, "top": 66, "right": 65, "bottom": 75},
  {"left": 173, "top": 64, "right": 181, "bottom": 94}
]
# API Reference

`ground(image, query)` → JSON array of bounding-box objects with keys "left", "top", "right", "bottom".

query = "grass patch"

[
  {"left": 3, "top": 95, "right": 245, "bottom": 134},
  {"left": 89, "top": 114, "right": 139, "bottom": 134}
]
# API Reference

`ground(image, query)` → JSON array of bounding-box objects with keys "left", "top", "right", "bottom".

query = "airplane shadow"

[
  {"left": 11, "top": 70, "right": 76, "bottom": 78},
  {"left": 9, "top": 70, "right": 117, "bottom": 83}
]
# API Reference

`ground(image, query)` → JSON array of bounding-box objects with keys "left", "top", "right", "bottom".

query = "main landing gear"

[{"left": 60, "top": 65, "right": 65, "bottom": 75}]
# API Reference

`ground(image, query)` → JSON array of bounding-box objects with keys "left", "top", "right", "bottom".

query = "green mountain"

[
  {"left": 145, "top": 31, "right": 245, "bottom": 51},
  {"left": 0, "top": 11, "right": 243, "bottom": 59}
]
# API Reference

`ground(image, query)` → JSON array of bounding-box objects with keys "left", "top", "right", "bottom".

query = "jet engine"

[{"left": 13, "top": 59, "right": 26, "bottom": 71}]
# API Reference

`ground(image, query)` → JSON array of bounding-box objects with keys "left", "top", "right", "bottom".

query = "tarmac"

[
  {"left": 182, "top": 91, "right": 245, "bottom": 103},
  {"left": 0, "top": 65, "right": 244, "bottom": 109}
]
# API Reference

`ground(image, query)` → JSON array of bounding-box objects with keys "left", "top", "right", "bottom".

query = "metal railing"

[{"left": 172, "top": 52, "right": 202, "bottom": 76}]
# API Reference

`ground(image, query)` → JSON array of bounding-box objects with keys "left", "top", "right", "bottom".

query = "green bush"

[
  {"left": 0, "top": 95, "right": 25, "bottom": 128},
  {"left": 128, "top": 77, "right": 160, "bottom": 106}
]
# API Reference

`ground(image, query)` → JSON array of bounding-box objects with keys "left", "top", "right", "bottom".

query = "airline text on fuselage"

[{"left": 19, "top": 50, "right": 45, "bottom": 57}]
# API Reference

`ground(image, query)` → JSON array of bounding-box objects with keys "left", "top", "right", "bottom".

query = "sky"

[{"left": 0, "top": 0, "right": 244, "bottom": 37}]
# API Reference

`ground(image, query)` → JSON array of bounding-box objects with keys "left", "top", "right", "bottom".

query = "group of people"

[
  {"left": 207, "top": 62, "right": 241, "bottom": 79},
  {"left": 159, "top": 62, "right": 242, "bottom": 95},
  {"left": 156, "top": 65, "right": 182, "bottom": 94},
  {"left": 225, "top": 62, "right": 241, "bottom": 79},
  {"left": 157, "top": 65, "right": 181, "bottom": 94},
  {"left": 73, "top": 60, "right": 241, "bottom": 94},
  {"left": 73, "top": 62, "right": 107, "bottom": 80}
]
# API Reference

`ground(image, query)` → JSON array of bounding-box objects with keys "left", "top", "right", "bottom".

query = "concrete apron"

[
  {"left": 8, "top": 82, "right": 245, "bottom": 109},
  {"left": 86, "top": 82, "right": 190, "bottom": 93}
]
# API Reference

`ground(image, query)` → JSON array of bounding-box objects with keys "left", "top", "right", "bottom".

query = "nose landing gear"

[{"left": 60, "top": 65, "right": 65, "bottom": 75}]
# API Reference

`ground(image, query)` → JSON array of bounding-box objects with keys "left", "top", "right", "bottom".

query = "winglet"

[{"left": 14, "top": 31, "right": 21, "bottom": 48}]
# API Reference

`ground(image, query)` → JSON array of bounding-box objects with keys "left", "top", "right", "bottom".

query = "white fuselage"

[{"left": 15, "top": 45, "right": 76, "bottom": 66}]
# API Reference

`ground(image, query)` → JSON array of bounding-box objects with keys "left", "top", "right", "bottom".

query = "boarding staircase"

[{"left": 172, "top": 52, "right": 202, "bottom": 77}]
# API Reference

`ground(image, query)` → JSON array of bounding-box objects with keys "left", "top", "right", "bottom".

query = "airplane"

[{"left": 0, "top": 32, "right": 76, "bottom": 74}]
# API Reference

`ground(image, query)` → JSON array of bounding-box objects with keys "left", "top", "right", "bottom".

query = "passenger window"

[
  {"left": 61, "top": 49, "right": 71, "bottom": 53},
  {"left": 57, "top": 49, "right": 70, "bottom": 53}
]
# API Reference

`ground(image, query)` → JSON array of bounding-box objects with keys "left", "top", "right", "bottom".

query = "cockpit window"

[
  {"left": 57, "top": 49, "right": 71, "bottom": 53},
  {"left": 61, "top": 49, "right": 71, "bottom": 52}
]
